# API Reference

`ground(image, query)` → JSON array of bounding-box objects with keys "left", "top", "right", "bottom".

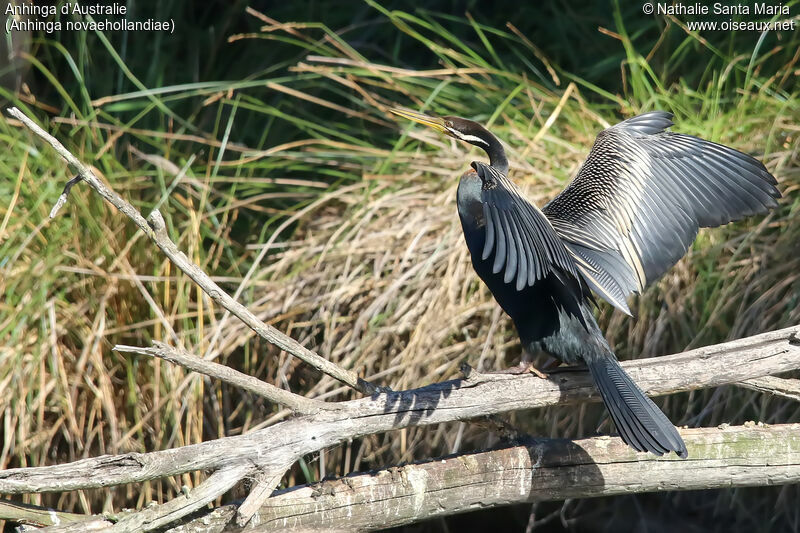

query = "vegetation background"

[{"left": 1, "top": 0, "right": 798, "bottom": 531}]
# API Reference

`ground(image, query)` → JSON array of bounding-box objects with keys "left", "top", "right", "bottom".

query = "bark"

[
  {"left": 0, "top": 500, "right": 91, "bottom": 528},
  {"left": 168, "top": 424, "right": 800, "bottom": 532},
  {"left": 739, "top": 375, "right": 800, "bottom": 401}
]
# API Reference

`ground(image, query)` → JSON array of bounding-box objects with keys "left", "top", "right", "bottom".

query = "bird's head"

[
  {"left": 389, "top": 107, "right": 509, "bottom": 175},
  {"left": 389, "top": 108, "right": 494, "bottom": 150}
]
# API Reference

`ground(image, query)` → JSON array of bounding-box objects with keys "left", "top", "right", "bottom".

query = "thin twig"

[
  {"left": 6, "top": 106, "right": 372, "bottom": 395},
  {"left": 49, "top": 175, "right": 83, "bottom": 218},
  {"left": 113, "top": 342, "right": 330, "bottom": 415}
]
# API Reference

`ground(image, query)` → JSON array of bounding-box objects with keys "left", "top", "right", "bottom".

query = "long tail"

[{"left": 586, "top": 353, "right": 687, "bottom": 458}]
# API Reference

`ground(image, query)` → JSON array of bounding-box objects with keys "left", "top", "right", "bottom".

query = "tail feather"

[{"left": 586, "top": 354, "right": 687, "bottom": 458}]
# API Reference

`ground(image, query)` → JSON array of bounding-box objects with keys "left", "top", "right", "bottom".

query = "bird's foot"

[
  {"left": 528, "top": 364, "right": 549, "bottom": 379},
  {"left": 460, "top": 360, "right": 560, "bottom": 384},
  {"left": 492, "top": 361, "right": 550, "bottom": 379}
]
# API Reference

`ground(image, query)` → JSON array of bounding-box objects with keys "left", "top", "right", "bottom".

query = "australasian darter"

[{"left": 390, "top": 108, "right": 780, "bottom": 457}]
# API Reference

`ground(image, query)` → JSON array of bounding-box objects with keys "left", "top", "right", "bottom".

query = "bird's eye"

[{"left": 445, "top": 121, "right": 453, "bottom": 128}]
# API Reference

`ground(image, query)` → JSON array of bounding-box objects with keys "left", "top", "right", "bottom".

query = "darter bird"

[{"left": 390, "top": 108, "right": 780, "bottom": 458}]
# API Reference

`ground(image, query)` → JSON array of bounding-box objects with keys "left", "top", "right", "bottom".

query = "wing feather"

[
  {"left": 473, "top": 161, "right": 578, "bottom": 290},
  {"left": 481, "top": 203, "right": 495, "bottom": 260},
  {"left": 507, "top": 209, "right": 530, "bottom": 290},
  {"left": 501, "top": 209, "right": 518, "bottom": 283},
  {"left": 543, "top": 111, "right": 780, "bottom": 314},
  {"left": 491, "top": 206, "right": 506, "bottom": 275}
]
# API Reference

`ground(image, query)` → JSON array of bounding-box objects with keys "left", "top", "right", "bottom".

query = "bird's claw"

[{"left": 527, "top": 365, "right": 549, "bottom": 379}]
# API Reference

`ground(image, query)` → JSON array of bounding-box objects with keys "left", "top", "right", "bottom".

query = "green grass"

[{"left": 1, "top": 1, "right": 798, "bottom": 530}]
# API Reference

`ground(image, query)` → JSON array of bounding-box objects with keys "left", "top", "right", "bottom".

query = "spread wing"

[
  {"left": 474, "top": 161, "right": 578, "bottom": 291},
  {"left": 542, "top": 111, "right": 780, "bottom": 315}
]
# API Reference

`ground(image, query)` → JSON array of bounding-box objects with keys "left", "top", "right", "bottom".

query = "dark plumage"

[{"left": 390, "top": 108, "right": 781, "bottom": 458}]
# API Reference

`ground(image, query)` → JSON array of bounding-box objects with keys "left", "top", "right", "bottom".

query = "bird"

[{"left": 389, "top": 107, "right": 780, "bottom": 458}]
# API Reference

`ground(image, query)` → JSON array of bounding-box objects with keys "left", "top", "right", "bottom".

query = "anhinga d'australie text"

[{"left": 390, "top": 108, "right": 780, "bottom": 458}]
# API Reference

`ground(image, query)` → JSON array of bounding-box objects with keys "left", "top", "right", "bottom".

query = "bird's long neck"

[{"left": 485, "top": 135, "right": 508, "bottom": 176}]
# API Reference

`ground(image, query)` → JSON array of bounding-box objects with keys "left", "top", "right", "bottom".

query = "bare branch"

[
  {"left": 109, "top": 464, "right": 250, "bottom": 532},
  {"left": 38, "top": 519, "right": 114, "bottom": 532},
  {"left": 0, "top": 500, "right": 92, "bottom": 528},
  {"left": 6, "top": 106, "right": 372, "bottom": 395},
  {"left": 49, "top": 175, "right": 83, "bottom": 218},
  {"left": 739, "top": 375, "right": 800, "bottom": 402},
  {"left": 113, "top": 342, "right": 329, "bottom": 415},
  {"left": 1, "top": 325, "right": 797, "bottom": 496},
  {"left": 235, "top": 464, "right": 293, "bottom": 526},
  {"left": 169, "top": 423, "right": 800, "bottom": 532}
]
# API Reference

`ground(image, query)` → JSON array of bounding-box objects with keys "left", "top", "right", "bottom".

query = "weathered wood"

[
  {"left": 108, "top": 464, "right": 251, "bottom": 533},
  {"left": 739, "top": 375, "right": 800, "bottom": 402},
  {"left": 234, "top": 470, "right": 290, "bottom": 526},
  {"left": 0, "top": 325, "right": 797, "bottom": 498},
  {"left": 0, "top": 500, "right": 90, "bottom": 528},
  {"left": 169, "top": 424, "right": 800, "bottom": 532}
]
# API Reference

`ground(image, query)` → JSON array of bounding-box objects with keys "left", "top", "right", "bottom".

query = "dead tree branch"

[
  {"left": 112, "top": 342, "right": 328, "bottom": 415},
  {"left": 1, "top": 325, "right": 798, "bottom": 496},
  {"left": 739, "top": 375, "right": 800, "bottom": 402},
  {"left": 108, "top": 464, "right": 251, "bottom": 533},
  {"left": 6, "top": 106, "right": 372, "bottom": 396},
  {"left": 0, "top": 500, "right": 90, "bottom": 528},
  {"left": 167, "top": 423, "right": 800, "bottom": 533}
]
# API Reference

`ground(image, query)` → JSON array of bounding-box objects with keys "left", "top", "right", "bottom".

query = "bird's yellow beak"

[{"left": 389, "top": 108, "right": 449, "bottom": 135}]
